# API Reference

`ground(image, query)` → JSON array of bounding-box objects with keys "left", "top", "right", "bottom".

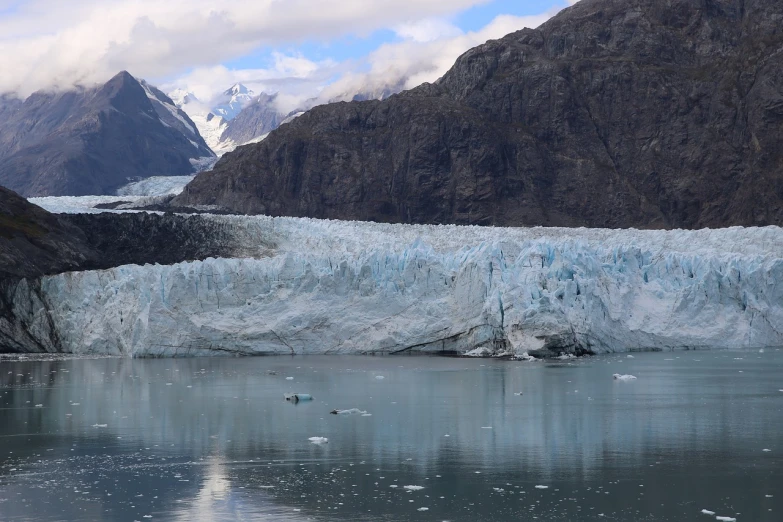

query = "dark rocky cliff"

[
  {"left": 0, "top": 72, "right": 214, "bottom": 197},
  {"left": 0, "top": 186, "right": 98, "bottom": 279},
  {"left": 0, "top": 187, "right": 244, "bottom": 281},
  {"left": 174, "top": 0, "right": 783, "bottom": 229}
]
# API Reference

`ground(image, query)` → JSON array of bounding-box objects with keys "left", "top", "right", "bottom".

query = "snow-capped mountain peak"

[
  {"left": 224, "top": 83, "right": 251, "bottom": 97},
  {"left": 213, "top": 83, "right": 255, "bottom": 121},
  {"left": 168, "top": 88, "right": 200, "bottom": 107}
]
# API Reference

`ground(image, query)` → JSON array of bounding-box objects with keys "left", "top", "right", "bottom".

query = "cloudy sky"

[{"left": 0, "top": 0, "right": 579, "bottom": 110}]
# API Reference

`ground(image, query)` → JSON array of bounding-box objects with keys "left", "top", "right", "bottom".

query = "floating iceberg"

[
  {"left": 308, "top": 437, "right": 328, "bottom": 444},
  {"left": 6, "top": 213, "right": 783, "bottom": 357}
]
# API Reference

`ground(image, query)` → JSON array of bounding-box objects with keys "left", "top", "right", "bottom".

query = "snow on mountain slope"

[
  {"left": 116, "top": 175, "right": 196, "bottom": 196},
  {"left": 139, "top": 80, "right": 198, "bottom": 140},
  {"left": 213, "top": 83, "right": 254, "bottom": 120},
  {"left": 167, "top": 86, "right": 266, "bottom": 155},
  {"left": 165, "top": 89, "right": 229, "bottom": 154},
  {"left": 10, "top": 213, "right": 783, "bottom": 357},
  {"left": 28, "top": 195, "right": 147, "bottom": 214}
]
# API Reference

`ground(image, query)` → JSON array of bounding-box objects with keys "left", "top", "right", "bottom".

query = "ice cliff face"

[{"left": 6, "top": 215, "right": 783, "bottom": 356}]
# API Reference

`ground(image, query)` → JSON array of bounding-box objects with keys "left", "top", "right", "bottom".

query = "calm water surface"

[{"left": 0, "top": 351, "right": 781, "bottom": 521}]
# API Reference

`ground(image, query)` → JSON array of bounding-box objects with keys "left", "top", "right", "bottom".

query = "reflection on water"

[{"left": 0, "top": 352, "right": 781, "bottom": 521}]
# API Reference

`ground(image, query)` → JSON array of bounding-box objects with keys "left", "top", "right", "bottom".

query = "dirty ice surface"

[{"left": 1, "top": 352, "right": 781, "bottom": 521}]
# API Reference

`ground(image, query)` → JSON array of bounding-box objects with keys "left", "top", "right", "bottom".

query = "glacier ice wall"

[{"left": 8, "top": 214, "right": 783, "bottom": 356}]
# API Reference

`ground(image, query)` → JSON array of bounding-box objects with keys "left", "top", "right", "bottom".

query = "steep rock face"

[
  {"left": 175, "top": 0, "right": 783, "bottom": 229},
  {"left": 0, "top": 72, "right": 214, "bottom": 197},
  {"left": 0, "top": 187, "right": 98, "bottom": 280}
]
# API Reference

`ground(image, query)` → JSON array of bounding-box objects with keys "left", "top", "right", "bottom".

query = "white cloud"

[
  {"left": 394, "top": 18, "right": 463, "bottom": 43},
  {"left": 1, "top": 0, "right": 575, "bottom": 122},
  {"left": 0, "top": 0, "right": 490, "bottom": 97},
  {"left": 164, "top": 5, "right": 565, "bottom": 115}
]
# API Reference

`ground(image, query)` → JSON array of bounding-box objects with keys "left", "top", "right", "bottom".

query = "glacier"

[
  {"left": 6, "top": 212, "right": 783, "bottom": 357},
  {"left": 116, "top": 175, "right": 195, "bottom": 197}
]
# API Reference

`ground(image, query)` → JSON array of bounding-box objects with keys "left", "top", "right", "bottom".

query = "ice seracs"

[{"left": 7, "top": 213, "right": 783, "bottom": 357}]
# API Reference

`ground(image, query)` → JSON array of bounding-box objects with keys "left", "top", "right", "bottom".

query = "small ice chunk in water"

[
  {"left": 613, "top": 374, "right": 637, "bottom": 381},
  {"left": 627, "top": 355, "right": 634, "bottom": 358},
  {"left": 308, "top": 437, "right": 328, "bottom": 444},
  {"left": 404, "top": 485, "right": 424, "bottom": 491},
  {"left": 762, "top": 449, "right": 772, "bottom": 452},
  {"left": 481, "top": 426, "right": 493, "bottom": 429},
  {"left": 92, "top": 424, "right": 108, "bottom": 428},
  {"left": 286, "top": 377, "right": 294, "bottom": 380},
  {"left": 715, "top": 517, "right": 736, "bottom": 522},
  {"left": 701, "top": 510, "right": 715, "bottom": 515},
  {"left": 417, "top": 507, "right": 429, "bottom": 511},
  {"left": 285, "top": 393, "right": 313, "bottom": 402},
  {"left": 375, "top": 375, "right": 385, "bottom": 380},
  {"left": 535, "top": 485, "right": 549, "bottom": 489},
  {"left": 34, "top": 404, "right": 43, "bottom": 408},
  {"left": 330, "top": 408, "right": 368, "bottom": 415}
]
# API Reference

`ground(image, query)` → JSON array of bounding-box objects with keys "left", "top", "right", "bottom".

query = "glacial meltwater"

[{"left": 1, "top": 352, "right": 781, "bottom": 521}]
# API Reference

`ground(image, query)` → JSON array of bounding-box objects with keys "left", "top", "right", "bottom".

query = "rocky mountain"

[
  {"left": 170, "top": 81, "right": 408, "bottom": 157},
  {"left": 168, "top": 88, "right": 231, "bottom": 154},
  {"left": 213, "top": 83, "right": 255, "bottom": 120},
  {"left": 169, "top": 84, "right": 286, "bottom": 155},
  {"left": 0, "top": 71, "right": 214, "bottom": 197},
  {"left": 217, "top": 92, "right": 289, "bottom": 150},
  {"left": 218, "top": 84, "right": 408, "bottom": 152},
  {"left": 174, "top": 0, "right": 783, "bottom": 229}
]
